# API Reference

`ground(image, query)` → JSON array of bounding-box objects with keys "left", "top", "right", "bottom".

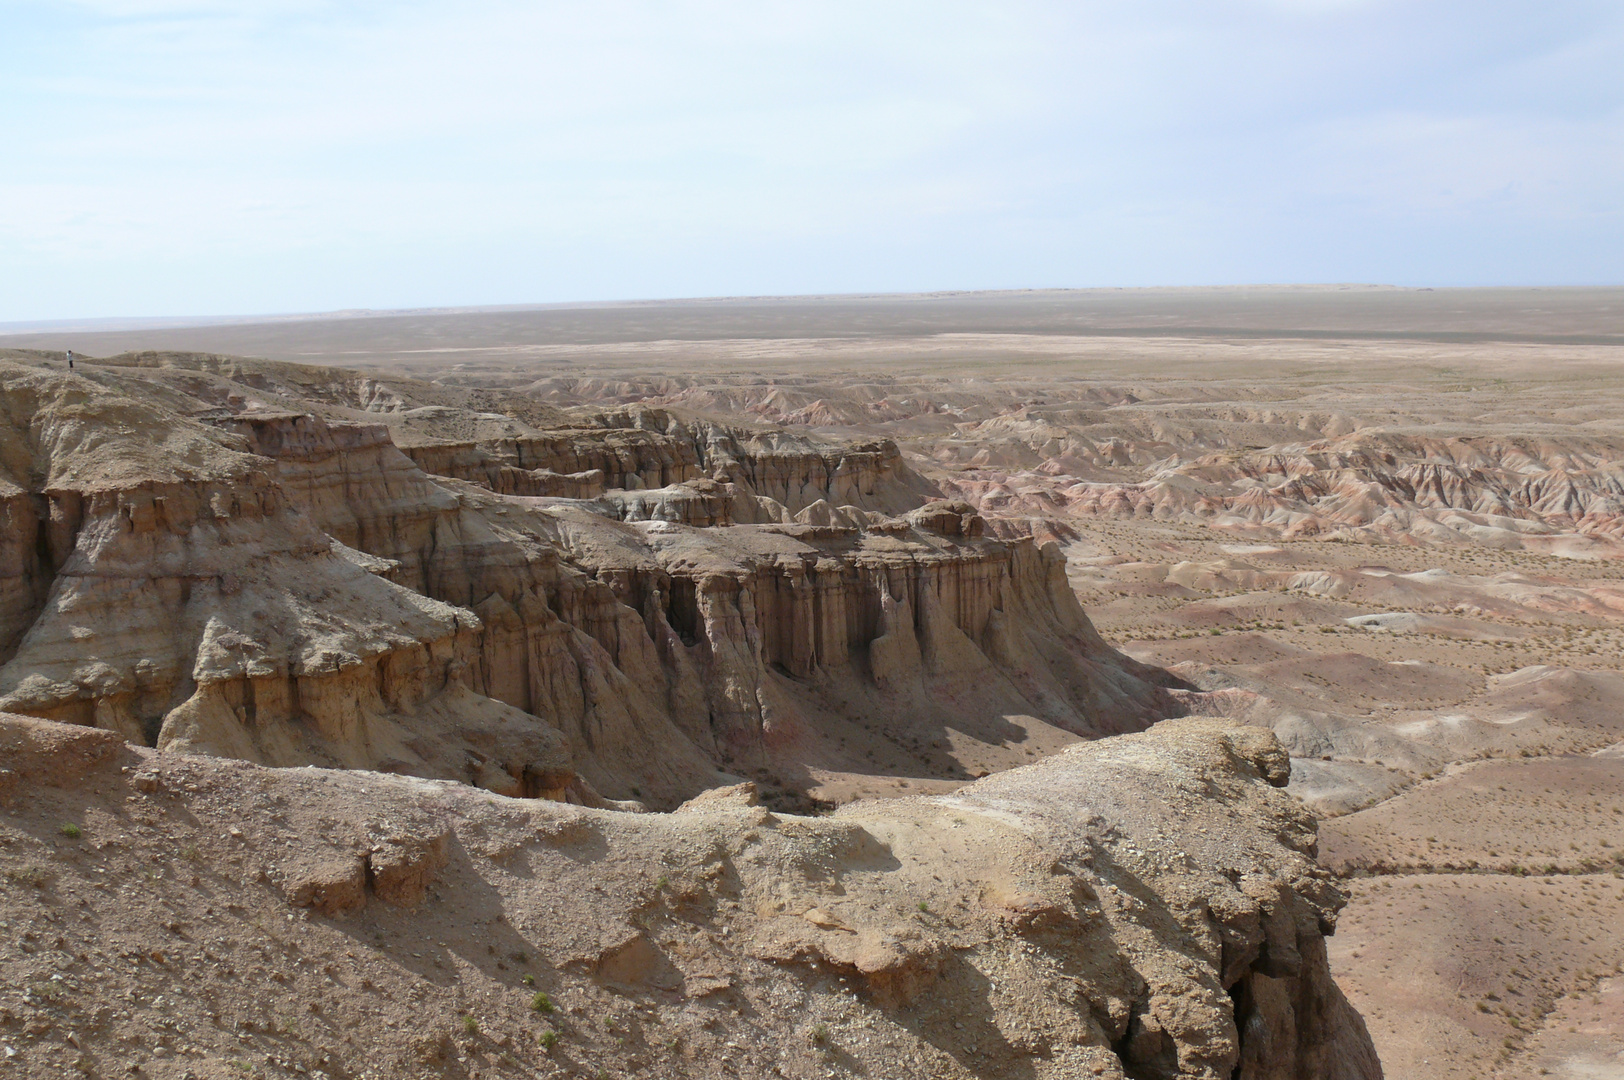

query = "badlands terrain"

[{"left": 2, "top": 285, "right": 1623, "bottom": 1079}]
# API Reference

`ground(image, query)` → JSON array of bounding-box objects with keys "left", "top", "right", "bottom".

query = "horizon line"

[{"left": 10, "top": 282, "right": 1624, "bottom": 337}]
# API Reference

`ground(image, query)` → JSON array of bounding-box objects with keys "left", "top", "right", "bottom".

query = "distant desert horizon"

[{"left": 7, "top": 283, "right": 1623, "bottom": 358}]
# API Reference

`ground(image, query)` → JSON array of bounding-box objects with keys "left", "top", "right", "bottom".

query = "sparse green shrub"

[
  {"left": 4, "top": 865, "right": 50, "bottom": 888},
  {"left": 59, "top": 823, "right": 81, "bottom": 840},
  {"left": 28, "top": 980, "right": 67, "bottom": 1002},
  {"left": 522, "top": 974, "right": 536, "bottom": 987},
  {"left": 531, "top": 991, "right": 554, "bottom": 1014},
  {"left": 462, "top": 1015, "right": 479, "bottom": 1036},
  {"left": 538, "top": 1030, "right": 559, "bottom": 1050}
]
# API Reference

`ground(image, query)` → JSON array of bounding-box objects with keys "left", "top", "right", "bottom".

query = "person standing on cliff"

[{"left": 66, "top": 349, "right": 74, "bottom": 370}]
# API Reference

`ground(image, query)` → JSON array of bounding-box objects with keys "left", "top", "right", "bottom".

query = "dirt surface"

[
  {"left": 1319, "top": 757, "right": 1624, "bottom": 876},
  {"left": 1327, "top": 874, "right": 1624, "bottom": 1080}
]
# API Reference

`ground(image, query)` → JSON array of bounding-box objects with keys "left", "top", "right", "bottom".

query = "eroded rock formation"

[
  {"left": 0, "top": 348, "right": 1386, "bottom": 1079},
  {"left": 0, "top": 355, "right": 1178, "bottom": 810}
]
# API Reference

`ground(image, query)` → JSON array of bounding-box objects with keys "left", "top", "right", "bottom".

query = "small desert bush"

[{"left": 5, "top": 865, "right": 51, "bottom": 888}]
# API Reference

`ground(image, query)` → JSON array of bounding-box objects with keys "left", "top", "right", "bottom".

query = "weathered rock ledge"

[{"left": 0, "top": 712, "right": 1381, "bottom": 1079}]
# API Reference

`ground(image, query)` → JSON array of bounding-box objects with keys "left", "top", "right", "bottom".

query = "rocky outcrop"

[
  {"left": 705, "top": 427, "right": 929, "bottom": 515},
  {"left": 0, "top": 460, "right": 580, "bottom": 798},
  {"left": 814, "top": 719, "right": 1382, "bottom": 1079},
  {"left": 395, "top": 404, "right": 938, "bottom": 517},
  {"left": 0, "top": 711, "right": 1381, "bottom": 1080},
  {"left": 198, "top": 408, "right": 1184, "bottom": 791},
  {"left": 0, "top": 359, "right": 1178, "bottom": 811},
  {"left": 397, "top": 438, "right": 608, "bottom": 497},
  {"left": 398, "top": 427, "right": 694, "bottom": 496},
  {"left": 0, "top": 370, "right": 579, "bottom": 797},
  {"left": 0, "top": 487, "right": 47, "bottom": 665},
  {"left": 595, "top": 478, "right": 746, "bottom": 527},
  {"left": 522, "top": 497, "right": 1183, "bottom": 780}
]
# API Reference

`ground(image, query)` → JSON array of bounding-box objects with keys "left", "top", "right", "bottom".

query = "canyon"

[{"left": 2, "top": 285, "right": 1623, "bottom": 1079}]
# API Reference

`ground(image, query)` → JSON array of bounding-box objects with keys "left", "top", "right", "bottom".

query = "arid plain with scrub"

[{"left": 2, "top": 285, "right": 1623, "bottom": 1080}]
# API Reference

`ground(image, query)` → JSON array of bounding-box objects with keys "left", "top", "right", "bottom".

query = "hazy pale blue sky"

[{"left": 2, "top": 0, "right": 1621, "bottom": 319}]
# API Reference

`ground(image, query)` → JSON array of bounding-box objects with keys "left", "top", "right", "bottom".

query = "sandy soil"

[{"left": 1328, "top": 875, "right": 1624, "bottom": 1080}]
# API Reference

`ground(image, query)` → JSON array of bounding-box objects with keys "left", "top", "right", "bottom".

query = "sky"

[{"left": 2, "top": 0, "right": 1622, "bottom": 321}]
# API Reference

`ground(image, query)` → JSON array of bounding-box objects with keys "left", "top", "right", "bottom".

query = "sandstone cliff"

[
  {"left": 393, "top": 404, "right": 936, "bottom": 521},
  {"left": 0, "top": 355, "right": 1178, "bottom": 810}
]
